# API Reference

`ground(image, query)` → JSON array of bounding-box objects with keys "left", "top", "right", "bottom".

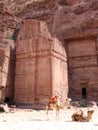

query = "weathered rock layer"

[{"left": 0, "top": 0, "right": 98, "bottom": 103}]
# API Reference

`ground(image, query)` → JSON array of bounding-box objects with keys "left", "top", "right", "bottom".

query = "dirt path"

[{"left": 0, "top": 107, "right": 98, "bottom": 130}]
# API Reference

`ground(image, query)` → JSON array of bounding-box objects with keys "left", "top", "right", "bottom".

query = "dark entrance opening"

[
  {"left": 82, "top": 87, "right": 87, "bottom": 99},
  {"left": 4, "top": 97, "right": 10, "bottom": 104}
]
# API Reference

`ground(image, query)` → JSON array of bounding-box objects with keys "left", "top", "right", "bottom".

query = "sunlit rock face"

[
  {"left": 0, "top": 2, "right": 20, "bottom": 103},
  {"left": 58, "top": 0, "right": 90, "bottom": 6},
  {"left": 0, "top": 0, "right": 98, "bottom": 103},
  {"left": 52, "top": 0, "right": 98, "bottom": 101},
  {"left": 53, "top": 0, "right": 98, "bottom": 40},
  {"left": 15, "top": 19, "right": 68, "bottom": 105}
]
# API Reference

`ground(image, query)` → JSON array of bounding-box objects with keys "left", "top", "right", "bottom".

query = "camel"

[
  {"left": 71, "top": 109, "right": 94, "bottom": 122},
  {"left": 46, "top": 96, "right": 72, "bottom": 120}
]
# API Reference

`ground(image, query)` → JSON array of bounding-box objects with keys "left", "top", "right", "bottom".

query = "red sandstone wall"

[
  {"left": 15, "top": 20, "right": 52, "bottom": 104},
  {"left": 51, "top": 38, "right": 68, "bottom": 101},
  {"left": 15, "top": 20, "right": 68, "bottom": 104},
  {"left": 0, "top": 45, "right": 15, "bottom": 102},
  {"left": 15, "top": 39, "right": 52, "bottom": 104},
  {"left": 67, "top": 38, "right": 98, "bottom": 101}
]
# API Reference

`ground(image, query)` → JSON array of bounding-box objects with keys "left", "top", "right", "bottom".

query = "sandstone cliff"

[
  {"left": 53, "top": 0, "right": 98, "bottom": 39},
  {"left": 0, "top": 0, "right": 98, "bottom": 102},
  {"left": 1, "top": 0, "right": 98, "bottom": 40}
]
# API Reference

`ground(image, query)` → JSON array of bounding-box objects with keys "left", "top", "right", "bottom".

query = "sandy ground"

[{"left": 0, "top": 106, "right": 98, "bottom": 130}]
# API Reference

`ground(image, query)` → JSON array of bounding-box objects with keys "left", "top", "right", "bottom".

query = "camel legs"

[
  {"left": 55, "top": 105, "right": 60, "bottom": 120},
  {"left": 46, "top": 104, "right": 60, "bottom": 120},
  {"left": 46, "top": 105, "right": 50, "bottom": 120}
]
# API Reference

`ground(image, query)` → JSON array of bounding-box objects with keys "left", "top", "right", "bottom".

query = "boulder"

[{"left": 0, "top": 103, "right": 10, "bottom": 113}]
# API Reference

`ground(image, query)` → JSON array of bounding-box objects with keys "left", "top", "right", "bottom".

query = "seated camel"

[
  {"left": 46, "top": 96, "right": 72, "bottom": 120},
  {"left": 71, "top": 109, "right": 94, "bottom": 122}
]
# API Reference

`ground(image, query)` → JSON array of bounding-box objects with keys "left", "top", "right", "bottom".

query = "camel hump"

[{"left": 87, "top": 110, "right": 94, "bottom": 114}]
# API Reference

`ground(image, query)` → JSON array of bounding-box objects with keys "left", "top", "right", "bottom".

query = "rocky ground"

[{"left": 0, "top": 106, "right": 98, "bottom": 130}]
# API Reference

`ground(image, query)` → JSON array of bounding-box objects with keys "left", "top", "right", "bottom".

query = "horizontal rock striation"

[{"left": 53, "top": 0, "right": 98, "bottom": 40}]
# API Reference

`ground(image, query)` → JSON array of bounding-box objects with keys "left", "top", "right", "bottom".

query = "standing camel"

[{"left": 46, "top": 96, "right": 72, "bottom": 120}]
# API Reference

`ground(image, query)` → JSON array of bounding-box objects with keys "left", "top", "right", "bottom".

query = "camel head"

[
  {"left": 86, "top": 110, "right": 94, "bottom": 121},
  {"left": 66, "top": 98, "right": 72, "bottom": 102},
  {"left": 87, "top": 110, "right": 94, "bottom": 115}
]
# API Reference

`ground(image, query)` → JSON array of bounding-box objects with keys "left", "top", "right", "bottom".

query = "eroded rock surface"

[{"left": 0, "top": 0, "right": 98, "bottom": 103}]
